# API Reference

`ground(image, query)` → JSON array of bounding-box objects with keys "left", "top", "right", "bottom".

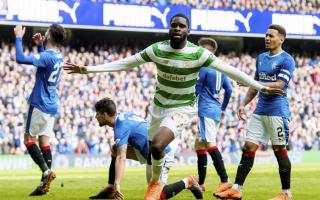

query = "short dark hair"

[
  {"left": 95, "top": 97, "right": 117, "bottom": 116},
  {"left": 170, "top": 13, "right": 190, "bottom": 28},
  {"left": 198, "top": 37, "right": 218, "bottom": 53},
  {"left": 49, "top": 24, "right": 66, "bottom": 46},
  {"left": 268, "top": 24, "right": 286, "bottom": 38}
]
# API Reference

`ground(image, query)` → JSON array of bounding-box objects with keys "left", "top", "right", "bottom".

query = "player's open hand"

[
  {"left": 14, "top": 25, "right": 26, "bottom": 38},
  {"left": 32, "top": 33, "right": 44, "bottom": 45},
  {"left": 63, "top": 62, "right": 87, "bottom": 74},
  {"left": 260, "top": 87, "right": 285, "bottom": 96},
  {"left": 113, "top": 190, "right": 124, "bottom": 200},
  {"left": 114, "top": 183, "right": 124, "bottom": 200},
  {"left": 237, "top": 105, "right": 247, "bottom": 121}
]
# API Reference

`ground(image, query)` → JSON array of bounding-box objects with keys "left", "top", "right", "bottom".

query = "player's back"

[
  {"left": 196, "top": 67, "right": 230, "bottom": 121},
  {"left": 29, "top": 50, "right": 64, "bottom": 115},
  {"left": 254, "top": 51, "right": 295, "bottom": 118},
  {"left": 114, "top": 112, "right": 149, "bottom": 159}
]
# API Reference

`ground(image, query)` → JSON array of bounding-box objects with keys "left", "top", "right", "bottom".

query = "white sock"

[
  {"left": 232, "top": 184, "right": 243, "bottom": 191},
  {"left": 146, "top": 164, "right": 152, "bottom": 183},
  {"left": 151, "top": 156, "right": 165, "bottom": 183},
  {"left": 282, "top": 189, "right": 292, "bottom": 197},
  {"left": 43, "top": 169, "right": 51, "bottom": 176},
  {"left": 182, "top": 178, "right": 189, "bottom": 189}
]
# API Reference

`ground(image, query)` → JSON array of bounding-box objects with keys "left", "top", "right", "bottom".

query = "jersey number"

[
  {"left": 277, "top": 127, "right": 283, "bottom": 137},
  {"left": 48, "top": 62, "right": 63, "bottom": 83}
]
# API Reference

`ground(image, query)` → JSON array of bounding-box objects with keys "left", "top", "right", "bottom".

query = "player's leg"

[
  {"left": 269, "top": 117, "right": 292, "bottom": 200},
  {"left": 24, "top": 106, "right": 49, "bottom": 173},
  {"left": 24, "top": 106, "right": 56, "bottom": 195},
  {"left": 160, "top": 176, "right": 203, "bottom": 200},
  {"left": 145, "top": 112, "right": 189, "bottom": 200},
  {"left": 39, "top": 136, "right": 52, "bottom": 169},
  {"left": 90, "top": 146, "right": 117, "bottom": 199},
  {"left": 199, "top": 117, "right": 230, "bottom": 193},
  {"left": 215, "top": 114, "right": 265, "bottom": 199},
  {"left": 194, "top": 139, "right": 207, "bottom": 191}
]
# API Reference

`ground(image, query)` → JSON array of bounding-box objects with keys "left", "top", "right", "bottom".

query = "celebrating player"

[
  {"left": 215, "top": 24, "right": 295, "bottom": 200},
  {"left": 64, "top": 14, "right": 284, "bottom": 200},
  {"left": 88, "top": 97, "right": 203, "bottom": 200},
  {"left": 194, "top": 37, "right": 232, "bottom": 194},
  {"left": 14, "top": 24, "right": 65, "bottom": 196}
]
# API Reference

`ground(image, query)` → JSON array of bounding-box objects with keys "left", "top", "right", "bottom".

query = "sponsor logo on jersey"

[{"left": 259, "top": 73, "right": 277, "bottom": 81}]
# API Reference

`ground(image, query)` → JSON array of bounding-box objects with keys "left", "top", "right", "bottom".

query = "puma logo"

[
  {"left": 58, "top": 1, "right": 80, "bottom": 23},
  {"left": 235, "top": 12, "right": 253, "bottom": 32},
  {"left": 151, "top": 7, "right": 170, "bottom": 27}
]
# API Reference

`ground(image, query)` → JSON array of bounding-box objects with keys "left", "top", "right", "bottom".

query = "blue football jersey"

[
  {"left": 196, "top": 67, "right": 232, "bottom": 121},
  {"left": 16, "top": 38, "right": 63, "bottom": 115},
  {"left": 114, "top": 112, "right": 149, "bottom": 160},
  {"left": 254, "top": 51, "right": 295, "bottom": 118}
]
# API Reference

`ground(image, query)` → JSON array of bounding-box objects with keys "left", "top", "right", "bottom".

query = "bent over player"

[{"left": 89, "top": 97, "right": 203, "bottom": 200}]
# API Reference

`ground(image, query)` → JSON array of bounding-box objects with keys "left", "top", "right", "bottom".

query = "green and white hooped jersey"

[{"left": 137, "top": 40, "right": 215, "bottom": 109}]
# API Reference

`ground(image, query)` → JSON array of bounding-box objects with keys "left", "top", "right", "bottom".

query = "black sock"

[
  {"left": 235, "top": 149, "right": 255, "bottom": 185},
  {"left": 41, "top": 145, "right": 52, "bottom": 169},
  {"left": 108, "top": 156, "right": 116, "bottom": 185},
  {"left": 161, "top": 181, "right": 185, "bottom": 200},
  {"left": 207, "top": 146, "right": 228, "bottom": 182},
  {"left": 196, "top": 150, "right": 207, "bottom": 185},
  {"left": 25, "top": 141, "right": 48, "bottom": 172},
  {"left": 274, "top": 149, "right": 291, "bottom": 189}
]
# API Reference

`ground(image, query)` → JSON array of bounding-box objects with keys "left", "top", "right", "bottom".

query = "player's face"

[
  {"left": 95, "top": 111, "right": 111, "bottom": 127},
  {"left": 169, "top": 17, "right": 190, "bottom": 43},
  {"left": 265, "top": 29, "right": 284, "bottom": 50}
]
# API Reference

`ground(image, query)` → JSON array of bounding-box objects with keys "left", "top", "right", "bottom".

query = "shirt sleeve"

[
  {"left": 221, "top": 76, "right": 232, "bottom": 111},
  {"left": 86, "top": 52, "right": 148, "bottom": 73},
  {"left": 195, "top": 68, "right": 207, "bottom": 96},
  {"left": 277, "top": 57, "right": 296, "bottom": 84},
  {"left": 16, "top": 37, "right": 47, "bottom": 67},
  {"left": 114, "top": 122, "right": 130, "bottom": 148}
]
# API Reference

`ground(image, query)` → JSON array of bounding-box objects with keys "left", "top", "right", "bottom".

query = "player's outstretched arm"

[
  {"left": 113, "top": 144, "right": 127, "bottom": 200},
  {"left": 64, "top": 53, "right": 147, "bottom": 74},
  {"left": 14, "top": 25, "right": 34, "bottom": 65},
  {"left": 209, "top": 58, "right": 285, "bottom": 96}
]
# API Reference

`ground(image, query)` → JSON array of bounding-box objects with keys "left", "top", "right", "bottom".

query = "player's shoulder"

[
  {"left": 280, "top": 51, "right": 295, "bottom": 62},
  {"left": 258, "top": 51, "right": 269, "bottom": 59},
  {"left": 155, "top": 40, "right": 170, "bottom": 46}
]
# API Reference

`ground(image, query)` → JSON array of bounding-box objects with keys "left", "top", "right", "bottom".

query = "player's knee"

[
  {"left": 243, "top": 141, "right": 258, "bottom": 152},
  {"left": 151, "top": 141, "right": 165, "bottom": 159},
  {"left": 24, "top": 135, "right": 34, "bottom": 146},
  {"left": 242, "top": 148, "right": 256, "bottom": 158},
  {"left": 274, "top": 149, "right": 291, "bottom": 169}
]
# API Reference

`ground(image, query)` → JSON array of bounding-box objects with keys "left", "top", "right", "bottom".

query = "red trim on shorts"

[
  {"left": 25, "top": 141, "right": 36, "bottom": 148},
  {"left": 275, "top": 149, "right": 288, "bottom": 157},
  {"left": 207, "top": 146, "right": 218, "bottom": 153},
  {"left": 196, "top": 149, "right": 207, "bottom": 155},
  {"left": 242, "top": 149, "right": 256, "bottom": 158},
  {"left": 40, "top": 145, "right": 51, "bottom": 151}
]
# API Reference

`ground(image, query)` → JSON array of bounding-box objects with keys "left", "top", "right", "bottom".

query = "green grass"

[{"left": 0, "top": 164, "right": 319, "bottom": 200}]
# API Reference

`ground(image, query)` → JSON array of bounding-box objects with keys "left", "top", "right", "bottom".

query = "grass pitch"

[{"left": 0, "top": 164, "right": 319, "bottom": 200}]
